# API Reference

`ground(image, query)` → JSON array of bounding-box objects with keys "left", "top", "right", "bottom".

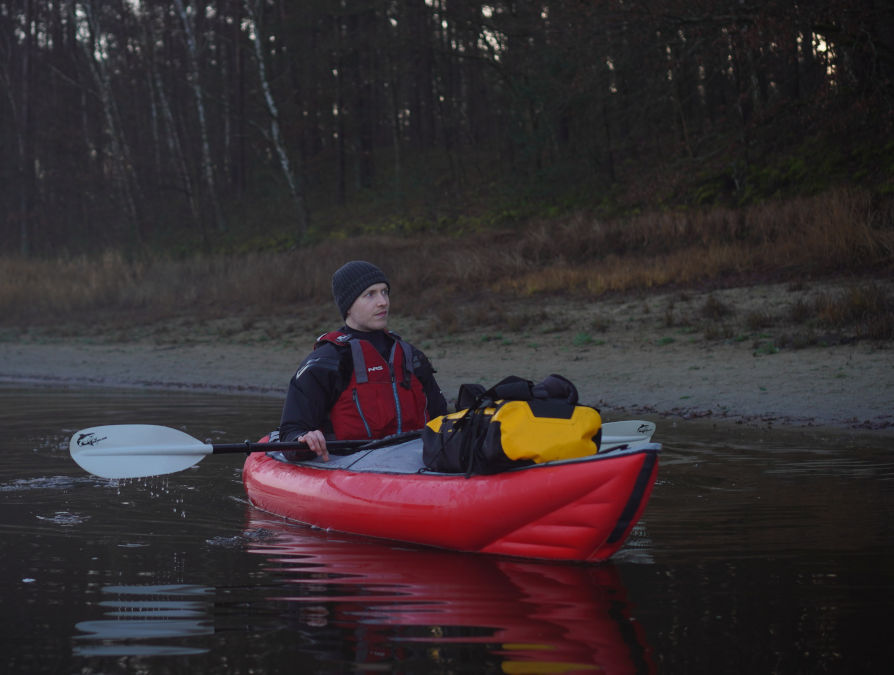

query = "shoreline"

[{"left": 2, "top": 334, "right": 892, "bottom": 435}]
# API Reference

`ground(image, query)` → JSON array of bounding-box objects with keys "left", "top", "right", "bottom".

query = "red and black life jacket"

[{"left": 316, "top": 331, "right": 429, "bottom": 440}]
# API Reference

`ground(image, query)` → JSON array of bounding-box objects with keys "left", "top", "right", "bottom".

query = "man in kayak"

[{"left": 279, "top": 260, "right": 448, "bottom": 460}]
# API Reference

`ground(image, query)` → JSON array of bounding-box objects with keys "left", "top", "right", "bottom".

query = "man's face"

[{"left": 345, "top": 282, "right": 390, "bottom": 332}]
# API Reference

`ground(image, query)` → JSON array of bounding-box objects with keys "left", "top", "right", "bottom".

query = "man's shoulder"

[
  {"left": 299, "top": 334, "right": 348, "bottom": 367},
  {"left": 294, "top": 343, "right": 348, "bottom": 382},
  {"left": 315, "top": 329, "right": 352, "bottom": 347},
  {"left": 305, "top": 341, "right": 349, "bottom": 366}
]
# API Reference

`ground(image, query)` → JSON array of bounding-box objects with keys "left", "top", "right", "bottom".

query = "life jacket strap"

[{"left": 350, "top": 340, "right": 369, "bottom": 384}]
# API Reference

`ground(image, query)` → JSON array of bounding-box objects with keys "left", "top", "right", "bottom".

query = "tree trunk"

[
  {"left": 74, "top": 0, "right": 143, "bottom": 248},
  {"left": 16, "top": 0, "right": 34, "bottom": 255},
  {"left": 174, "top": 0, "right": 226, "bottom": 234},
  {"left": 244, "top": 0, "right": 309, "bottom": 235},
  {"left": 144, "top": 18, "right": 203, "bottom": 242}
]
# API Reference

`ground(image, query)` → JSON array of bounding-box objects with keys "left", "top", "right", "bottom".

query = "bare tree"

[
  {"left": 243, "top": 0, "right": 309, "bottom": 236},
  {"left": 142, "top": 13, "right": 203, "bottom": 239},
  {"left": 72, "top": 0, "right": 143, "bottom": 246},
  {"left": 0, "top": 0, "right": 888, "bottom": 255},
  {"left": 173, "top": 0, "right": 226, "bottom": 234},
  {"left": 1, "top": 0, "right": 34, "bottom": 254}
]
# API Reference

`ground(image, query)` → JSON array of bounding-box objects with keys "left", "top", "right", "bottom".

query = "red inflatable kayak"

[{"left": 243, "top": 432, "right": 659, "bottom": 562}]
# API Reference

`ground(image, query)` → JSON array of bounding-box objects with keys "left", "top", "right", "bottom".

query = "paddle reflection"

[
  {"left": 73, "top": 584, "right": 213, "bottom": 657},
  {"left": 246, "top": 515, "right": 655, "bottom": 673}
]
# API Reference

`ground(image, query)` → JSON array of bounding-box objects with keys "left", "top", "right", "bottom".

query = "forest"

[{"left": 2, "top": 1, "right": 893, "bottom": 258}]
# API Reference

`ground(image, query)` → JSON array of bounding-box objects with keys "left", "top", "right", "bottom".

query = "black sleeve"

[
  {"left": 279, "top": 345, "right": 345, "bottom": 442},
  {"left": 411, "top": 348, "right": 448, "bottom": 418}
]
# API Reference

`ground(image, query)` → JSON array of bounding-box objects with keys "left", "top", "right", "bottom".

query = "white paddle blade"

[
  {"left": 70, "top": 424, "right": 212, "bottom": 479},
  {"left": 601, "top": 420, "right": 656, "bottom": 451}
]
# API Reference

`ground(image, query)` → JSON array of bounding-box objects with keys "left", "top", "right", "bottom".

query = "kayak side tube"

[{"left": 243, "top": 442, "right": 660, "bottom": 562}]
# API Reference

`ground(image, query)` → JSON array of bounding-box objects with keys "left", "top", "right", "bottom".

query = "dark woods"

[{"left": 2, "top": 1, "right": 893, "bottom": 257}]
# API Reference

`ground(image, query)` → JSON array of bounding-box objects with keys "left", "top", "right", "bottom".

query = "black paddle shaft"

[{"left": 210, "top": 430, "right": 423, "bottom": 456}]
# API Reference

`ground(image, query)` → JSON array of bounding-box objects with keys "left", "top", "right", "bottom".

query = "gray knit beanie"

[{"left": 332, "top": 261, "right": 390, "bottom": 319}]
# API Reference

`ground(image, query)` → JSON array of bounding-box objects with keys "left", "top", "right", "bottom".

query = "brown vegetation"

[{"left": 1, "top": 189, "right": 892, "bottom": 348}]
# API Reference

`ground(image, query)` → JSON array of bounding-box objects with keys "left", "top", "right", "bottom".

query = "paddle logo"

[
  {"left": 76, "top": 432, "right": 107, "bottom": 447},
  {"left": 637, "top": 423, "right": 654, "bottom": 434}
]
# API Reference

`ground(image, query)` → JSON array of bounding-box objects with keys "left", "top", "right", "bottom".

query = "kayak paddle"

[
  {"left": 70, "top": 420, "right": 656, "bottom": 479},
  {"left": 600, "top": 419, "right": 657, "bottom": 448},
  {"left": 70, "top": 424, "right": 374, "bottom": 479}
]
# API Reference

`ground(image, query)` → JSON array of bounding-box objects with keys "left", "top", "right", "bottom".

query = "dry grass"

[
  {"left": 814, "top": 283, "right": 894, "bottom": 340},
  {"left": 1, "top": 188, "right": 892, "bottom": 344}
]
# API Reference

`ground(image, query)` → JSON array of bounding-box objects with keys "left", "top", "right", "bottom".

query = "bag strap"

[
  {"left": 455, "top": 374, "right": 579, "bottom": 411},
  {"left": 531, "top": 373, "right": 579, "bottom": 405},
  {"left": 485, "top": 375, "right": 535, "bottom": 402},
  {"left": 456, "top": 383, "right": 486, "bottom": 409}
]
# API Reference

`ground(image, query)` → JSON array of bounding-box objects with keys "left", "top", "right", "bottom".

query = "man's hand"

[{"left": 298, "top": 430, "right": 330, "bottom": 461}]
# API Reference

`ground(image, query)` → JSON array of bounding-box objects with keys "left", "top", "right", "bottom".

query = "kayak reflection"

[{"left": 246, "top": 514, "right": 656, "bottom": 673}]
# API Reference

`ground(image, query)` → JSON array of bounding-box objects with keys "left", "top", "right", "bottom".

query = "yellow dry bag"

[{"left": 422, "top": 375, "right": 602, "bottom": 475}]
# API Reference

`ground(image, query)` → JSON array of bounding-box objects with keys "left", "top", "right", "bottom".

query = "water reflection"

[
  {"left": 3, "top": 384, "right": 892, "bottom": 672},
  {"left": 74, "top": 584, "right": 213, "bottom": 657},
  {"left": 245, "top": 514, "right": 656, "bottom": 673}
]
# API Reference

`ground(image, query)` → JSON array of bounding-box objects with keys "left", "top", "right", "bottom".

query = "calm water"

[{"left": 1, "top": 383, "right": 892, "bottom": 674}]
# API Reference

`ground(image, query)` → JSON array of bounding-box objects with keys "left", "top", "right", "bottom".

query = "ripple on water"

[
  {"left": 34, "top": 511, "right": 91, "bottom": 526},
  {"left": 0, "top": 475, "right": 102, "bottom": 492}
]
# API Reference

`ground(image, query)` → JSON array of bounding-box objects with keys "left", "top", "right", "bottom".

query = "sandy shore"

[{"left": 2, "top": 283, "right": 892, "bottom": 433}]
